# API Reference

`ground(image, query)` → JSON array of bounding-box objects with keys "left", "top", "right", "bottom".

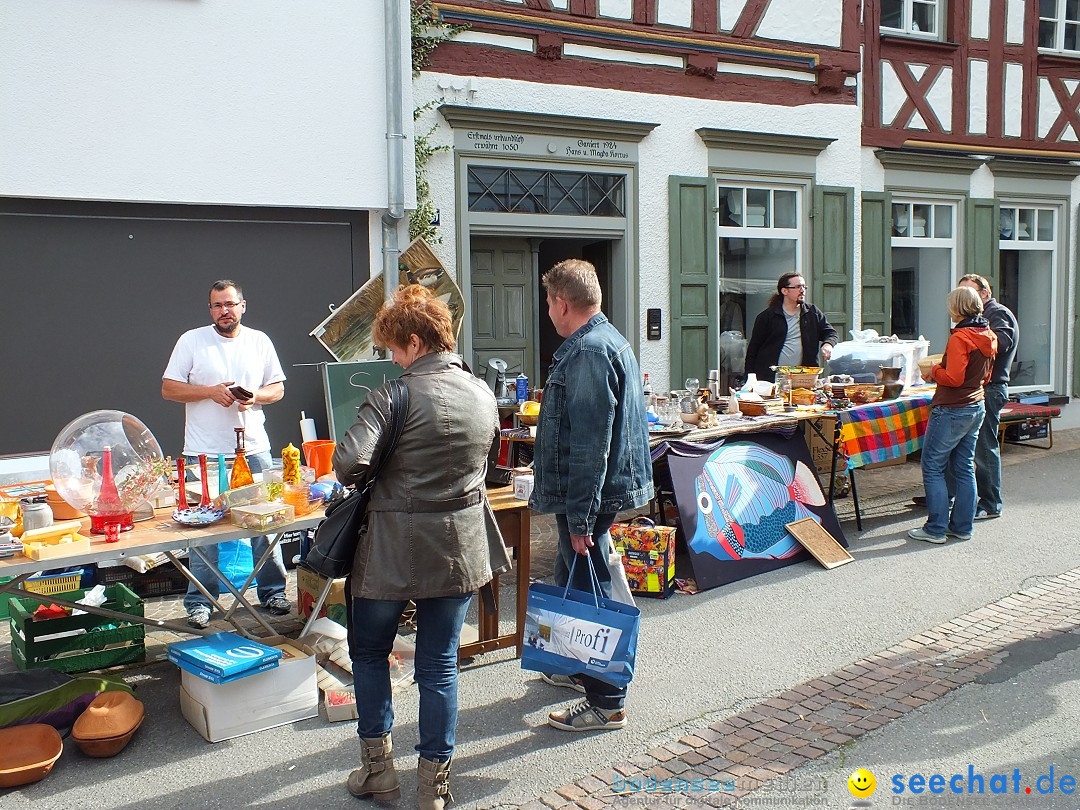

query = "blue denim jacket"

[{"left": 529, "top": 313, "right": 653, "bottom": 534}]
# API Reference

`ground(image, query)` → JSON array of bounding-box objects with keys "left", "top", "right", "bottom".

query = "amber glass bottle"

[{"left": 229, "top": 427, "right": 254, "bottom": 489}]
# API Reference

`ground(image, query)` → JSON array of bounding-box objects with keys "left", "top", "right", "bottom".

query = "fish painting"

[{"left": 690, "top": 442, "right": 826, "bottom": 561}]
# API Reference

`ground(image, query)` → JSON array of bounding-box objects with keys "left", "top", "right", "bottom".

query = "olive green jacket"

[{"left": 332, "top": 352, "right": 512, "bottom": 600}]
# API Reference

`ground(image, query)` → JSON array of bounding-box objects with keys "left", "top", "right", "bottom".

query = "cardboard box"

[
  {"left": 513, "top": 472, "right": 534, "bottom": 501},
  {"left": 802, "top": 415, "right": 839, "bottom": 476},
  {"left": 1004, "top": 419, "right": 1050, "bottom": 443},
  {"left": 296, "top": 566, "right": 348, "bottom": 627},
  {"left": 179, "top": 636, "right": 317, "bottom": 743}
]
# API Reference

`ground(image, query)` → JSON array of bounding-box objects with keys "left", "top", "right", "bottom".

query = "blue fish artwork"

[{"left": 690, "top": 442, "right": 826, "bottom": 561}]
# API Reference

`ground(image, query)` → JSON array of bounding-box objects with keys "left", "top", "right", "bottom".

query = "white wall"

[
  {"left": 0, "top": 0, "right": 414, "bottom": 210},
  {"left": 416, "top": 72, "right": 861, "bottom": 391}
]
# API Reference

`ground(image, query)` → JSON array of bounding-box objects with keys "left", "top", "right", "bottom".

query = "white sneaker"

[{"left": 908, "top": 527, "right": 946, "bottom": 545}]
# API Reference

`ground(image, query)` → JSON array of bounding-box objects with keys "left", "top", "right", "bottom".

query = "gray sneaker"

[
  {"left": 908, "top": 527, "right": 946, "bottom": 545},
  {"left": 945, "top": 528, "right": 972, "bottom": 541},
  {"left": 541, "top": 672, "right": 586, "bottom": 693},
  {"left": 548, "top": 699, "right": 627, "bottom": 731},
  {"left": 186, "top": 605, "right": 212, "bottom": 629}
]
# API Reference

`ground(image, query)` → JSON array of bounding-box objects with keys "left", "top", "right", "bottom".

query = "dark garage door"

[{"left": 0, "top": 199, "right": 369, "bottom": 457}]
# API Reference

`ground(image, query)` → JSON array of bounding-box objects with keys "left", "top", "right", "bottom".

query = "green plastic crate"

[{"left": 9, "top": 583, "right": 145, "bottom": 673}]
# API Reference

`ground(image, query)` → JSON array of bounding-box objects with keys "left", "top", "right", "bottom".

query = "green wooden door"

[
  {"left": 470, "top": 237, "right": 535, "bottom": 381},
  {"left": 668, "top": 176, "right": 718, "bottom": 388}
]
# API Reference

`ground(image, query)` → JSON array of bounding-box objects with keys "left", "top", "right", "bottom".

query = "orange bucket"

[{"left": 303, "top": 440, "right": 336, "bottom": 478}]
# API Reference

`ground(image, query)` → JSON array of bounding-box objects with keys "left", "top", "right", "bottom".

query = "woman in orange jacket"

[{"left": 909, "top": 286, "right": 997, "bottom": 545}]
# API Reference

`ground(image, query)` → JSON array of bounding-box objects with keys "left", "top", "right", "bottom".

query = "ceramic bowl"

[
  {"left": 680, "top": 412, "right": 701, "bottom": 426},
  {"left": 172, "top": 506, "right": 226, "bottom": 526},
  {"left": 0, "top": 724, "right": 63, "bottom": 788},
  {"left": 72, "top": 692, "right": 145, "bottom": 758}
]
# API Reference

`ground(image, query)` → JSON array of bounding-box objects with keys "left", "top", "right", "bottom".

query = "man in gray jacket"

[
  {"left": 530, "top": 259, "right": 653, "bottom": 732},
  {"left": 958, "top": 274, "right": 1018, "bottom": 519}
]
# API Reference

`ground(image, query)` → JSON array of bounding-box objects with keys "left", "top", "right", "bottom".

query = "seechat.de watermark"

[
  {"left": 611, "top": 773, "right": 828, "bottom": 805},
  {"left": 847, "top": 766, "right": 1078, "bottom": 803}
]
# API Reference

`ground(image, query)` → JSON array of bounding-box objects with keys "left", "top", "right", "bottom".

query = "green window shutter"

[
  {"left": 669, "top": 175, "right": 718, "bottom": 386},
  {"left": 861, "top": 192, "right": 892, "bottom": 335},
  {"left": 966, "top": 197, "right": 1000, "bottom": 291},
  {"left": 812, "top": 185, "right": 854, "bottom": 344},
  {"left": 1074, "top": 205, "right": 1080, "bottom": 398}
]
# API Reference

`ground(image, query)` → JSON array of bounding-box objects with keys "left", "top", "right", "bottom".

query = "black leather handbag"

[{"left": 301, "top": 379, "right": 409, "bottom": 580}]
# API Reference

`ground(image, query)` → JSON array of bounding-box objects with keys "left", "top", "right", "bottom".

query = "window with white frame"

[
  {"left": 998, "top": 204, "right": 1059, "bottom": 390},
  {"left": 715, "top": 182, "right": 804, "bottom": 389},
  {"left": 1039, "top": 0, "right": 1080, "bottom": 52},
  {"left": 881, "top": 0, "right": 943, "bottom": 37},
  {"left": 890, "top": 199, "right": 957, "bottom": 354}
]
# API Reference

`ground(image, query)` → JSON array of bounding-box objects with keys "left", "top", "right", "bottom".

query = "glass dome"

[{"left": 49, "top": 410, "right": 167, "bottom": 532}]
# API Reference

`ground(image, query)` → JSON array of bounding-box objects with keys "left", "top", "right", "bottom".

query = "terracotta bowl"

[
  {"left": 0, "top": 723, "right": 63, "bottom": 788},
  {"left": 72, "top": 692, "right": 144, "bottom": 758},
  {"left": 73, "top": 727, "right": 141, "bottom": 759}
]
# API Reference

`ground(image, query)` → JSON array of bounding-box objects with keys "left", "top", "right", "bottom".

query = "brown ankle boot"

[
  {"left": 416, "top": 756, "right": 453, "bottom": 810},
  {"left": 346, "top": 733, "right": 400, "bottom": 801}
]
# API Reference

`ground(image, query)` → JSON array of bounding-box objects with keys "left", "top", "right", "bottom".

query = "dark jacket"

[
  {"left": 983, "top": 298, "right": 1018, "bottom": 385},
  {"left": 333, "top": 352, "right": 512, "bottom": 600},
  {"left": 529, "top": 313, "right": 653, "bottom": 535},
  {"left": 744, "top": 302, "right": 839, "bottom": 382},
  {"left": 929, "top": 317, "right": 997, "bottom": 408}
]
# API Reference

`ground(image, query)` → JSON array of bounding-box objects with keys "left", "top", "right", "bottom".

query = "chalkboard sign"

[{"left": 320, "top": 360, "right": 402, "bottom": 442}]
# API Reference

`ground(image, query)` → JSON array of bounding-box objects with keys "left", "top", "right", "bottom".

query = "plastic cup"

[{"left": 302, "top": 440, "right": 336, "bottom": 479}]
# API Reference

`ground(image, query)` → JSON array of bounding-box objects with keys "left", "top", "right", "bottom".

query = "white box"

[
  {"left": 513, "top": 473, "right": 534, "bottom": 501},
  {"left": 179, "top": 636, "right": 318, "bottom": 742},
  {"left": 829, "top": 339, "right": 929, "bottom": 386}
]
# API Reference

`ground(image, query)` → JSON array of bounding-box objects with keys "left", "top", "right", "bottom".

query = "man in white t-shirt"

[{"left": 162, "top": 280, "right": 290, "bottom": 629}]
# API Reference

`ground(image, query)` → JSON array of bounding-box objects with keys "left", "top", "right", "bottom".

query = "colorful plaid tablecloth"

[{"left": 837, "top": 392, "right": 934, "bottom": 469}]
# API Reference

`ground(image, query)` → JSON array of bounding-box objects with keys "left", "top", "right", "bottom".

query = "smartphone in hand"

[{"left": 229, "top": 385, "right": 254, "bottom": 401}]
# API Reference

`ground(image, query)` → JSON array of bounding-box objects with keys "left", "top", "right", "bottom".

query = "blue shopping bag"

[{"left": 521, "top": 555, "right": 640, "bottom": 688}]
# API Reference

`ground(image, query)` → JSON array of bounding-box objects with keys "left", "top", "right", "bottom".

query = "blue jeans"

[
  {"left": 350, "top": 594, "right": 471, "bottom": 762},
  {"left": 183, "top": 451, "right": 287, "bottom": 611},
  {"left": 921, "top": 403, "right": 984, "bottom": 538},
  {"left": 553, "top": 513, "right": 626, "bottom": 710}
]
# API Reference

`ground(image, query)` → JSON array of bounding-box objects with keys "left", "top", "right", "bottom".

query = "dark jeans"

[
  {"left": 942, "top": 384, "right": 1007, "bottom": 516},
  {"left": 349, "top": 594, "right": 471, "bottom": 762},
  {"left": 552, "top": 512, "right": 626, "bottom": 711}
]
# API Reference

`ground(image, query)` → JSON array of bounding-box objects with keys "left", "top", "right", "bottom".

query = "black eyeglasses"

[{"left": 784, "top": 284, "right": 807, "bottom": 290}]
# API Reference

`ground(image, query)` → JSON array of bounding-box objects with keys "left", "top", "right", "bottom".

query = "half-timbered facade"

[
  {"left": 419, "top": 0, "right": 862, "bottom": 393},
  {"left": 862, "top": 0, "right": 1080, "bottom": 403},
  {"left": 418, "top": 0, "right": 1080, "bottom": 418}
]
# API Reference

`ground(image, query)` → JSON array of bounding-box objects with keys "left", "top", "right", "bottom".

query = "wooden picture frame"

[{"left": 785, "top": 517, "right": 854, "bottom": 570}]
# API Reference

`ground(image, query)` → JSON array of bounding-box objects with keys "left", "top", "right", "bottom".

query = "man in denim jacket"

[{"left": 530, "top": 259, "right": 653, "bottom": 732}]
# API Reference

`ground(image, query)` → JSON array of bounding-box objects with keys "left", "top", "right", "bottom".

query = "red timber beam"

[{"left": 429, "top": 1, "right": 859, "bottom": 106}]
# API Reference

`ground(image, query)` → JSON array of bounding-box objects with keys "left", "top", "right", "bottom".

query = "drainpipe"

[{"left": 382, "top": 0, "right": 406, "bottom": 306}]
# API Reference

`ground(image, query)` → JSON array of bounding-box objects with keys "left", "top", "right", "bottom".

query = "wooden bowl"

[
  {"left": 517, "top": 413, "right": 538, "bottom": 426},
  {"left": 0, "top": 724, "right": 63, "bottom": 788}
]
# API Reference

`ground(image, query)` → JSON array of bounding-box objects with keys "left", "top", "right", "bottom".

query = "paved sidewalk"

[{"left": 530, "top": 567, "right": 1080, "bottom": 808}]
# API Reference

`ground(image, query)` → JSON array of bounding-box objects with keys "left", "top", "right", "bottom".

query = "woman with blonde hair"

[
  {"left": 909, "top": 285, "right": 997, "bottom": 546},
  {"left": 333, "top": 284, "right": 511, "bottom": 809}
]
